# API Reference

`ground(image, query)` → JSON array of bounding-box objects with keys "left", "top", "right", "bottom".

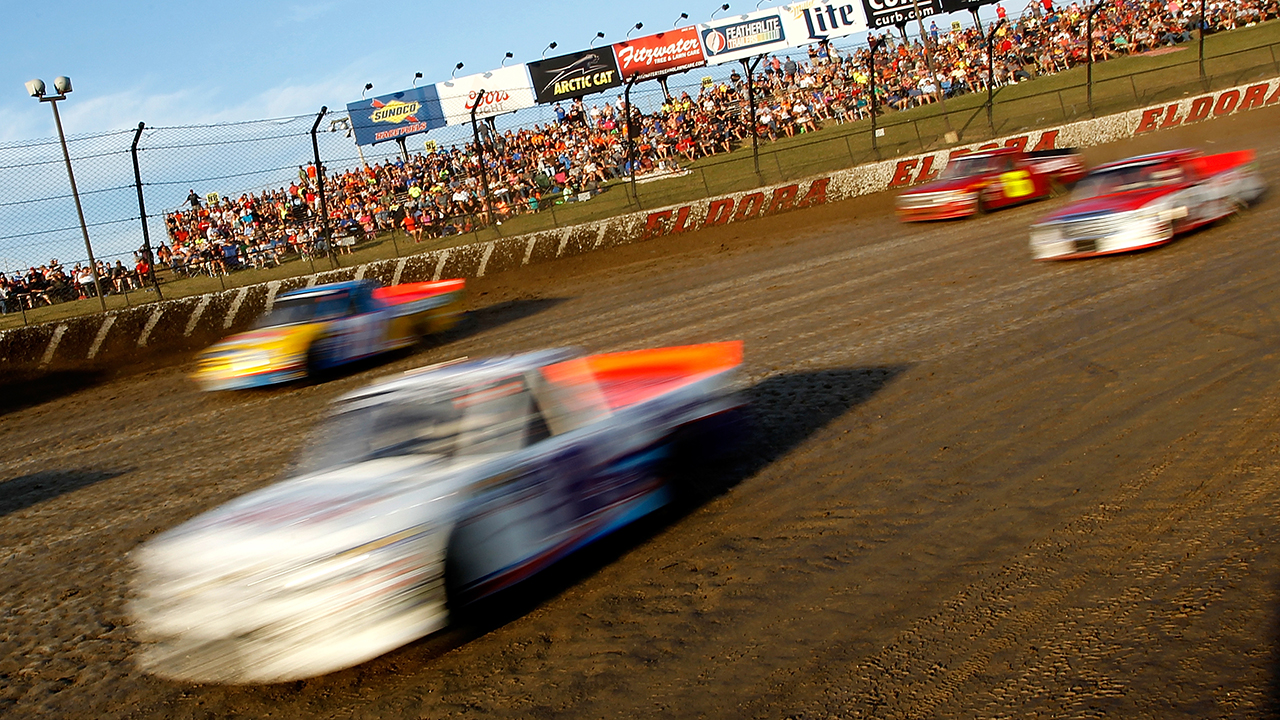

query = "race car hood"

[
  {"left": 136, "top": 455, "right": 469, "bottom": 575},
  {"left": 201, "top": 323, "right": 325, "bottom": 357},
  {"left": 1038, "top": 186, "right": 1182, "bottom": 224},
  {"left": 899, "top": 175, "right": 984, "bottom": 196}
]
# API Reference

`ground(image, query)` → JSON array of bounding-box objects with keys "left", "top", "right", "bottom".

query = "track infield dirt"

[{"left": 6, "top": 106, "right": 1280, "bottom": 719}]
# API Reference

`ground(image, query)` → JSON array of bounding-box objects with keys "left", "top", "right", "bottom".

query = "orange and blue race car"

[{"left": 193, "top": 279, "right": 465, "bottom": 391}]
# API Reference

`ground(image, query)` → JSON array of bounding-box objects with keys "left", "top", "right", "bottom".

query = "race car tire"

[
  {"left": 663, "top": 405, "right": 752, "bottom": 504},
  {"left": 305, "top": 339, "right": 338, "bottom": 383},
  {"left": 1049, "top": 178, "right": 1066, "bottom": 198}
]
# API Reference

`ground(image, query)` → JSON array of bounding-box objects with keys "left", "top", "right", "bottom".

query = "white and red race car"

[
  {"left": 132, "top": 342, "right": 744, "bottom": 684},
  {"left": 1029, "top": 149, "right": 1266, "bottom": 260}
]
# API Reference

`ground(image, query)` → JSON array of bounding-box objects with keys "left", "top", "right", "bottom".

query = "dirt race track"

[{"left": 7, "top": 107, "right": 1280, "bottom": 720}]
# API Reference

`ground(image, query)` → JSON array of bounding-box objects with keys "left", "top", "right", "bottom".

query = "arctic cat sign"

[{"left": 527, "top": 50, "right": 622, "bottom": 104}]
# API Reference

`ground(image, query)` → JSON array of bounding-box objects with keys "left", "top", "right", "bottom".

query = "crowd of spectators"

[
  {"left": 0, "top": 255, "right": 154, "bottom": 313},
  {"left": 5, "top": 0, "right": 1276, "bottom": 313}
]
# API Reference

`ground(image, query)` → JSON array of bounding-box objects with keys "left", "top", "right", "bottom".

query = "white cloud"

[{"left": 281, "top": 2, "right": 339, "bottom": 25}]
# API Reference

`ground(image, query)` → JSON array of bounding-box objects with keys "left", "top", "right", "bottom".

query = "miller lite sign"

[{"left": 780, "top": 2, "right": 870, "bottom": 42}]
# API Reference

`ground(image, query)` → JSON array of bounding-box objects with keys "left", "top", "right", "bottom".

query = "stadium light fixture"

[
  {"left": 590, "top": 31, "right": 605, "bottom": 48},
  {"left": 361, "top": 82, "right": 373, "bottom": 99},
  {"left": 452, "top": 62, "right": 464, "bottom": 79},
  {"left": 412, "top": 72, "right": 422, "bottom": 87},
  {"left": 711, "top": 3, "right": 730, "bottom": 19},
  {"left": 627, "top": 22, "right": 644, "bottom": 39},
  {"left": 501, "top": 52, "right": 514, "bottom": 67},
  {"left": 542, "top": 41, "right": 558, "bottom": 59},
  {"left": 674, "top": 12, "right": 689, "bottom": 27},
  {"left": 25, "top": 75, "right": 106, "bottom": 312}
]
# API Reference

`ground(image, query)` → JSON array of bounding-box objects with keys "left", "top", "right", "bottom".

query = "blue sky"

[{"left": 1, "top": 1, "right": 784, "bottom": 142}]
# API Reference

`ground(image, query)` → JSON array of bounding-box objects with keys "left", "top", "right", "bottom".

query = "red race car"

[
  {"left": 896, "top": 147, "right": 1086, "bottom": 221},
  {"left": 1029, "top": 148, "right": 1266, "bottom": 260}
]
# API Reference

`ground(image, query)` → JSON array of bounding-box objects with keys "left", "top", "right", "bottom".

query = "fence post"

[
  {"left": 310, "top": 106, "right": 337, "bottom": 270},
  {"left": 986, "top": 19, "right": 1007, "bottom": 136},
  {"left": 470, "top": 90, "right": 497, "bottom": 231},
  {"left": 869, "top": 35, "right": 883, "bottom": 160},
  {"left": 741, "top": 55, "right": 765, "bottom": 178},
  {"left": 129, "top": 122, "right": 163, "bottom": 299},
  {"left": 1198, "top": 0, "right": 1207, "bottom": 87},
  {"left": 624, "top": 74, "right": 641, "bottom": 207}
]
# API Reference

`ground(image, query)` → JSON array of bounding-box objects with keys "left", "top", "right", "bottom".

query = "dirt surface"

[{"left": 7, "top": 106, "right": 1280, "bottom": 719}]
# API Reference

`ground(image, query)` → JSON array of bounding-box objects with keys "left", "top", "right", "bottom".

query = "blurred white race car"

[{"left": 131, "top": 342, "right": 744, "bottom": 684}]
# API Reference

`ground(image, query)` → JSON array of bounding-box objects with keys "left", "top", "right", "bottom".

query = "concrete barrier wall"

[{"left": 5, "top": 76, "right": 1278, "bottom": 372}]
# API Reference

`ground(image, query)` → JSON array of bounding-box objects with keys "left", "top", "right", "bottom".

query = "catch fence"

[{"left": 1, "top": 17, "right": 1277, "bottom": 330}]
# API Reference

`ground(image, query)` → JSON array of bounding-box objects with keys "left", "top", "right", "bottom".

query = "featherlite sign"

[{"left": 345, "top": 85, "right": 447, "bottom": 146}]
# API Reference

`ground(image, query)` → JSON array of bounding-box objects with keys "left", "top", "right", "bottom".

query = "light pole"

[
  {"left": 412, "top": 72, "right": 423, "bottom": 87},
  {"left": 452, "top": 62, "right": 464, "bottom": 79},
  {"left": 501, "top": 52, "right": 514, "bottom": 67},
  {"left": 673, "top": 12, "right": 689, "bottom": 27},
  {"left": 590, "top": 32, "right": 605, "bottom": 48},
  {"left": 25, "top": 76, "right": 106, "bottom": 312},
  {"left": 711, "top": 3, "right": 730, "bottom": 20},
  {"left": 627, "top": 22, "right": 644, "bottom": 39},
  {"left": 542, "top": 42, "right": 558, "bottom": 59}
]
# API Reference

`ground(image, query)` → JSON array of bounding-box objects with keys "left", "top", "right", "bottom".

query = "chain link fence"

[{"left": 2, "top": 13, "right": 1277, "bottom": 329}]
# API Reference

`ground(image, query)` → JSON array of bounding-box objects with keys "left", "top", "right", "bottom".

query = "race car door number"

[{"left": 999, "top": 170, "right": 1036, "bottom": 199}]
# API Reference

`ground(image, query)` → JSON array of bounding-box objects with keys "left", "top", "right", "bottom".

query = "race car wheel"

[
  {"left": 305, "top": 338, "right": 338, "bottom": 383},
  {"left": 1049, "top": 178, "right": 1066, "bottom": 198}
]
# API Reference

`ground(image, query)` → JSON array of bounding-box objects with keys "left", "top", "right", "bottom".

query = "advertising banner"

[
  {"left": 861, "top": 0, "right": 945, "bottom": 29},
  {"left": 779, "top": 2, "right": 869, "bottom": 44},
  {"left": 527, "top": 49, "right": 623, "bottom": 104},
  {"left": 435, "top": 65, "right": 537, "bottom": 127},
  {"left": 698, "top": 10, "right": 789, "bottom": 66},
  {"left": 939, "top": 0, "right": 996, "bottom": 12},
  {"left": 346, "top": 86, "right": 446, "bottom": 147},
  {"left": 612, "top": 26, "right": 706, "bottom": 82}
]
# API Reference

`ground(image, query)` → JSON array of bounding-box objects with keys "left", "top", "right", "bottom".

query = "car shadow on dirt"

[
  {"left": 0, "top": 370, "right": 108, "bottom": 417},
  {"left": 457, "top": 365, "right": 907, "bottom": 634},
  {"left": 0, "top": 468, "right": 132, "bottom": 519}
]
